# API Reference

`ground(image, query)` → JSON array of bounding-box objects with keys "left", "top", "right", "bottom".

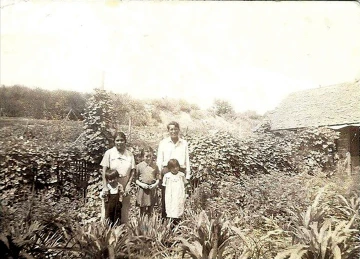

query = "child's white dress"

[{"left": 162, "top": 172, "right": 186, "bottom": 218}]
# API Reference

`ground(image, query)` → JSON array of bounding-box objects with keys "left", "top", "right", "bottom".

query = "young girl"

[
  {"left": 100, "top": 169, "right": 124, "bottom": 225},
  {"left": 162, "top": 158, "right": 187, "bottom": 226},
  {"left": 135, "top": 147, "right": 160, "bottom": 217}
]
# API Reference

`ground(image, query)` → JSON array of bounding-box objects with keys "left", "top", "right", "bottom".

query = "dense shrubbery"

[
  {"left": 111, "top": 93, "right": 153, "bottom": 127},
  {"left": 211, "top": 99, "right": 235, "bottom": 118},
  {"left": 1, "top": 88, "right": 358, "bottom": 258},
  {"left": 0, "top": 117, "right": 340, "bottom": 210},
  {"left": 0, "top": 119, "right": 86, "bottom": 203},
  {"left": 186, "top": 124, "right": 339, "bottom": 181}
]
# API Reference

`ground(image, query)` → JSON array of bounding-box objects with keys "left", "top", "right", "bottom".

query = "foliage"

[
  {"left": 0, "top": 148, "right": 85, "bottom": 205},
  {"left": 186, "top": 125, "right": 339, "bottom": 181},
  {"left": 210, "top": 99, "right": 235, "bottom": 117},
  {"left": 289, "top": 127, "right": 340, "bottom": 174},
  {"left": 149, "top": 97, "right": 200, "bottom": 115},
  {"left": 0, "top": 118, "right": 96, "bottom": 208},
  {"left": 0, "top": 88, "right": 115, "bottom": 202},
  {"left": 0, "top": 137, "right": 78, "bottom": 202},
  {"left": 113, "top": 96, "right": 200, "bottom": 126},
  {"left": 178, "top": 99, "right": 200, "bottom": 113},
  {"left": 178, "top": 210, "right": 235, "bottom": 259},
  {"left": 0, "top": 220, "right": 62, "bottom": 259},
  {"left": 255, "top": 122, "right": 340, "bottom": 175},
  {"left": 58, "top": 221, "right": 129, "bottom": 259},
  {"left": 186, "top": 130, "right": 292, "bottom": 180},
  {"left": 222, "top": 173, "right": 310, "bottom": 226},
  {"left": 335, "top": 193, "right": 360, "bottom": 222},
  {"left": 0, "top": 193, "right": 69, "bottom": 259},
  {"left": 0, "top": 85, "right": 88, "bottom": 119},
  {"left": 187, "top": 131, "right": 251, "bottom": 178},
  {"left": 186, "top": 172, "right": 314, "bottom": 240},
  {"left": 1, "top": 165, "right": 359, "bottom": 259},
  {"left": 127, "top": 213, "right": 179, "bottom": 257},
  {"left": 187, "top": 180, "right": 215, "bottom": 212},
  {"left": 230, "top": 226, "right": 275, "bottom": 259},
  {"left": 283, "top": 217, "right": 359, "bottom": 259},
  {"left": 112, "top": 93, "right": 152, "bottom": 127},
  {"left": 0, "top": 113, "right": 356, "bottom": 259},
  {"left": 272, "top": 189, "right": 360, "bottom": 259},
  {"left": 82, "top": 88, "right": 114, "bottom": 164},
  {"left": 0, "top": 84, "right": 262, "bottom": 135}
]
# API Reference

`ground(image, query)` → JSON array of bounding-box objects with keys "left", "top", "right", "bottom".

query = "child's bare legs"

[
  {"left": 140, "top": 205, "right": 154, "bottom": 217},
  {"left": 147, "top": 205, "right": 154, "bottom": 215},
  {"left": 140, "top": 207, "right": 147, "bottom": 217},
  {"left": 169, "top": 217, "right": 181, "bottom": 230}
]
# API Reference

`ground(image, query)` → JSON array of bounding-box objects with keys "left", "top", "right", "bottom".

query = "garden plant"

[{"left": 0, "top": 89, "right": 359, "bottom": 259}]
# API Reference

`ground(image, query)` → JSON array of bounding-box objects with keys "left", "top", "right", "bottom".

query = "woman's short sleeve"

[
  {"left": 135, "top": 163, "right": 141, "bottom": 180},
  {"left": 100, "top": 150, "right": 110, "bottom": 168},
  {"left": 130, "top": 154, "right": 136, "bottom": 170}
]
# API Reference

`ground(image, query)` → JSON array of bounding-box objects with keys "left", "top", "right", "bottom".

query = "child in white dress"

[{"left": 162, "top": 159, "right": 187, "bottom": 226}]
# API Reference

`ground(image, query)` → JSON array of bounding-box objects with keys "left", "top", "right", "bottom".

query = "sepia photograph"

[{"left": 1, "top": 0, "right": 360, "bottom": 258}]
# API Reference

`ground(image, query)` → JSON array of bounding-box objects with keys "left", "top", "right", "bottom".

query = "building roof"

[{"left": 267, "top": 79, "right": 360, "bottom": 130}]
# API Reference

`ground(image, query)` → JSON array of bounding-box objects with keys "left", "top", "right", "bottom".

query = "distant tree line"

[
  {"left": 0, "top": 85, "right": 262, "bottom": 127},
  {"left": 0, "top": 85, "right": 90, "bottom": 120},
  {"left": 0, "top": 85, "right": 203, "bottom": 125}
]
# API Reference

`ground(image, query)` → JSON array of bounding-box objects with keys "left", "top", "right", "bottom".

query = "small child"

[
  {"left": 162, "top": 158, "right": 187, "bottom": 227},
  {"left": 100, "top": 169, "right": 124, "bottom": 225},
  {"left": 135, "top": 147, "right": 160, "bottom": 217}
]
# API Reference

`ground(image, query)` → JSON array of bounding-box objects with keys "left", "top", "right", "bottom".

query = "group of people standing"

[{"left": 99, "top": 121, "right": 191, "bottom": 226}]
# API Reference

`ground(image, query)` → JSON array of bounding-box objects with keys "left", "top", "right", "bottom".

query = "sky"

[{"left": 1, "top": 0, "right": 360, "bottom": 115}]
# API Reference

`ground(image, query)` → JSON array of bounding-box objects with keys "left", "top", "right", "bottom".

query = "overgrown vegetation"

[
  {"left": 0, "top": 85, "right": 89, "bottom": 120},
  {"left": 186, "top": 122, "right": 339, "bottom": 180},
  {"left": 1, "top": 183, "right": 358, "bottom": 258},
  {"left": 82, "top": 88, "right": 114, "bottom": 164},
  {"left": 1, "top": 88, "right": 359, "bottom": 258},
  {"left": 0, "top": 85, "right": 262, "bottom": 132}
]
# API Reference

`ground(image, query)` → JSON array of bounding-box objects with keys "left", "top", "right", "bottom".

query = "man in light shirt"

[{"left": 157, "top": 121, "right": 191, "bottom": 218}]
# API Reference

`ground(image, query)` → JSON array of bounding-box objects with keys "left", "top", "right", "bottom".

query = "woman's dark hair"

[
  {"left": 140, "top": 147, "right": 154, "bottom": 157},
  {"left": 105, "top": 169, "right": 119, "bottom": 181},
  {"left": 167, "top": 121, "right": 180, "bottom": 130},
  {"left": 113, "top": 131, "right": 127, "bottom": 142},
  {"left": 167, "top": 159, "right": 180, "bottom": 171}
]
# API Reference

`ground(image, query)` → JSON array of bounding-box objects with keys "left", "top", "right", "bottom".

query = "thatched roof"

[{"left": 267, "top": 79, "right": 360, "bottom": 130}]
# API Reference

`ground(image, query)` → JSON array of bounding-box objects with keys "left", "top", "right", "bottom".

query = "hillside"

[
  {"left": 0, "top": 85, "right": 264, "bottom": 139},
  {"left": 156, "top": 109, "right": 262, "bottom": 138},
  {"left": 0, "top": 109, "right": 263, "bottom": 144}
]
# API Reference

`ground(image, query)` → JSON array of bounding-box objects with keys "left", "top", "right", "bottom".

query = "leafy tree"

[
  {"left": 0, "top": 85, "right": 27, "bottom": 117},
  {"left": 82, "top": 89, "right": 114, "bottom": 164},
  {"left": 178, "top": 99, "right": 200, "bottom": 113},
  {"left": 211, "top": 99, "right": 235, "bottom": 117},
  {"left": 0, "top": 85, "right": 88, "bottom": 119},
  {"left": 112, "top": 93, "right": 150, "bottom": 126},
  {"left": 47, "top": 90, "right": 88, "bottom": 120}
]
